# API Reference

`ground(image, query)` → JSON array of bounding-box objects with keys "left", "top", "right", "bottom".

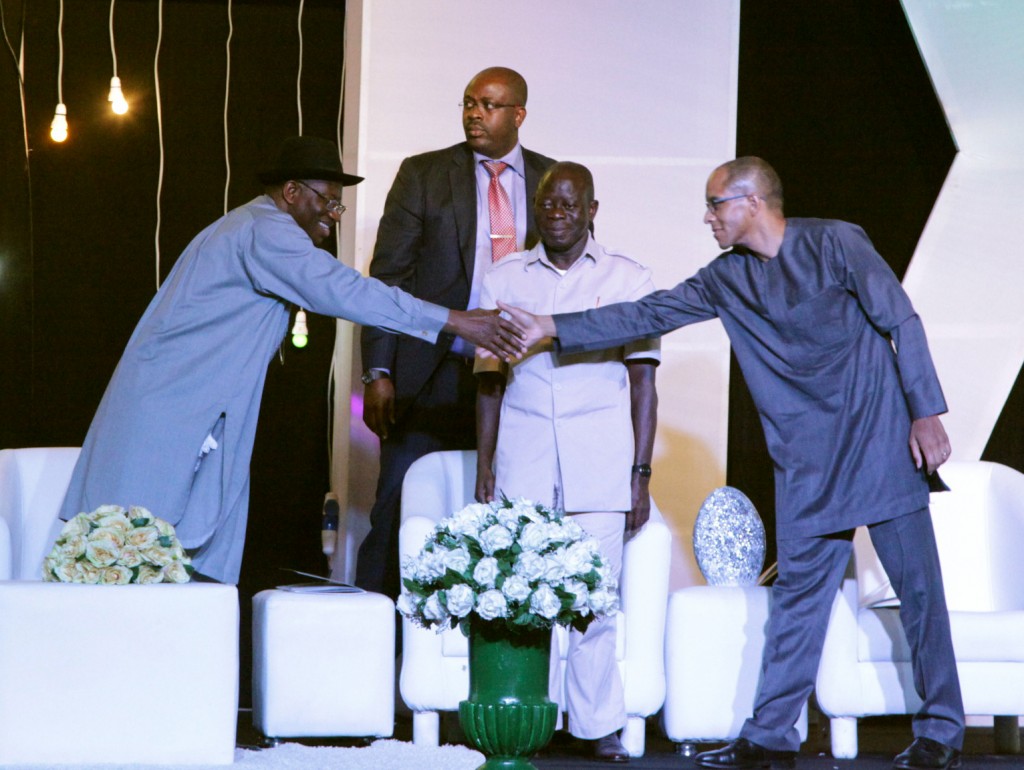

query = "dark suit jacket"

[{"left": 360, "top": 141, "right": 556, "bottom": 417}]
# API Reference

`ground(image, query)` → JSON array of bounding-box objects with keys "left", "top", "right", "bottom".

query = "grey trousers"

[{"left": 740, "top": 507, "right": 965, "bottom": 753}]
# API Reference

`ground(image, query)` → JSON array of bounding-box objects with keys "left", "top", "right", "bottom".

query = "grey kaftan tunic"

[
  {"left": 556, "top": 218, "right": 946, "bottom": 539},
  {"left": 59, "top": 196, "right": 448, "bottom": 583}
]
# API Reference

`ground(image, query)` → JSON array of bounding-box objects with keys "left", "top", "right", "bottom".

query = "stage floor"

[{"left": 237, "top": 709, "right": 1022, "bottom": 769}]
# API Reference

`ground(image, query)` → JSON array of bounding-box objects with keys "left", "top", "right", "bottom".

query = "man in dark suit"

[{"left": 355, "top": 67, "right": 556, "bottom": 599}]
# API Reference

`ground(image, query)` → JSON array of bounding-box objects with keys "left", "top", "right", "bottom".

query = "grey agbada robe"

[
  {"left": 59, "top": 196, "right": 448, "bottom": 583},
  {"left": 555, "top": 218, "right": 947, "bottom": 539}
]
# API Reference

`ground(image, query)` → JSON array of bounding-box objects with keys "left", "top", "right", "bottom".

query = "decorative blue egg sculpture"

[{"left": 693, "top": 486, "right": 766, "bottom": 586}]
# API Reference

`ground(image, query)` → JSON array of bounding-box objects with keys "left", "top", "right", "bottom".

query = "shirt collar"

[
  {"left": 473, "top": 143, "right": 525, "bottom": 178},
  {"left": 525, "top": 234, "right": 602, "bottom": 271}
]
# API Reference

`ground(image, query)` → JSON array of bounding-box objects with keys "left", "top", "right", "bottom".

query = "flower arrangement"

[
  {"left": 42, "top": 505, "right": 194, "bottom": 584},
  {"left": 397, "top": 497, "right": 618, "bottom": 635}
]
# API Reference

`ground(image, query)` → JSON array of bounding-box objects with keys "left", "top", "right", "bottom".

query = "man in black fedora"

[{"left": 59, "top": 135, "right": 525, "bottom": 584}]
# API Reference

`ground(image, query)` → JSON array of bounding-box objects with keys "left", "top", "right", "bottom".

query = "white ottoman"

[
  {"left": 252, "top": 589, "right": 395, "bottom": 739},
  {"left": 663, "top": 585, "right": 808, "bottom": 752},
  {"left": 0, "top": 582, "right": 239, "bottom": 766}
]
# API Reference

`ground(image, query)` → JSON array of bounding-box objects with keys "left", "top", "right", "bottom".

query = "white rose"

[
  {"left": 519, "top": 522, "right": 549, "bottom": 552},
  {"left": 96, "top": 513, "right": 131, "bottom": 535},
  {"left": 479, "top": 524, "right": 513, "bottom": 555},
  {"left": 85, "top": 534, "right": 122, "bottom": 568},
  {"left": 100, "top": 565, "right": 133, "bottom": 585},
  {"left": 423, "top": 593, "right": 448, "bottom": 623},
  {"left": 561, "top": 579, "right": 590, "bottom": 612},
  {"left": 408, "top": 551, "right": 445, "bottom": 583},
  {"left": 93, "top": 504, "right": 126, "bottom": 517},
  {"left": 125, "top": 525, "right": 159, "bottom": 549},
  {"left": 164, "top": 560, "right": 191, "bottom": 583},
  {"left": 59, "top": 515, "right": 92, "bottom": 539},
  {"left": 154, "top": 518, "right": 176, "bottom": 538},
  {"left": 136, "top": 565, "right": 165, "bottom": 584},
  {"left": 515, "top": 501, "right": 546, "bottom": 525},
  {"left": 495, "top": 507, "right": 522, "bottom": 532},
  {"left": 501, "top": 574, "right": 532, "bottom": 603},
  {"left": 559, "top": 517, "right": 585, "bottom": 542},
  {"left": 513, "top": 551, "right": 547, "bottom": 582},
  {"left": 472, "top": 556, "right": 500, "bottom": 588},
  {"left": 118, "top": 546, "right": 144, "bottom": 569},
  {"left": 59, "top": 534, "right": 87, "bottom": 560},
  {"left": 588, "top": 587, "right": 620, "bottom": 616},
  {"left": 445, "top": 503, "right": 491, "bottom": 538},
  {"left": 89, "top": 525, "right": 125, "bottom": 545},
  {"left": 564, "top": 540, "right": 598, "bottom": 576},
  {"left": 476, "top": 589, "right": 509, "bottom": 620},
  {"left": 396, "top": 592, "right": 419, "bottom": 619},
  {"left": 529, "top": 583, "right": 562, "bottom": 620},
  {"left": 128, "top": 506, "right": 155, "bottom": 525},
  {"left": 542, "top": 553, "right": 567, "bottom": 582},
  {"left": 445, "top": 584, "right": 476, "bottom": 618},
  {"left": 76, "top": 561, "right": 101, "bottom": 584},
  {"left": 141, "top": 545, "right": 175, "bottom": 567},
  {"left": 48, "top": 558, "right": 78, "bottom": 583},
  {"left": 443, "top": 546, "right": 472, "bottom": 574}
]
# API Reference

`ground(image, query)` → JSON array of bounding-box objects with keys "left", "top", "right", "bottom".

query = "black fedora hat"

[{"left": 257, "top": 136, "right": 364, "bottom": 186}]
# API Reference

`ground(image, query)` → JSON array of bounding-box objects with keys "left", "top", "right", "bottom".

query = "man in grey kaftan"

[
  {"left": 499, "top": 157, "right": 965, "bottom": 770},
  {"left": 59, "top": 137, "right": 523, "bottom": 585}
]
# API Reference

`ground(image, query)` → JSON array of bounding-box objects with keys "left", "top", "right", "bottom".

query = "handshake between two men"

[
  {"left": 447, "top": 303, "right": 552, "bottom": 362},
  {"left": 446, "top": 301, "right": 552, "bottom": 360}
]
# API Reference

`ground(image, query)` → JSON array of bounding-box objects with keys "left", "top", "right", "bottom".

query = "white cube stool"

[
  {"left": 663, "top": 585, "right": 808, "bottom": 753},
  {"left": 0, "top": 582, "right": 239, "bottom": 766},
  {"left": 252, "top": 589, "right": 395, "bottom": 740}
]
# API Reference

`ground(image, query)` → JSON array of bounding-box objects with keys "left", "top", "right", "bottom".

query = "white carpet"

[{"left": 2, "top": 740, "right": 485, "bottom": 770}]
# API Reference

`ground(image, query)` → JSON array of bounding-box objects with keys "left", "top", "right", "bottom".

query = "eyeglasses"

[
  {"left": 296, "top": 180, "right": 346, "bottom": 214},
  {"left": 459, "top": 98, "right": 520, "bottom": 114},
  {"left": 705, "top": 193, "right": 752, "bottom": 214}
]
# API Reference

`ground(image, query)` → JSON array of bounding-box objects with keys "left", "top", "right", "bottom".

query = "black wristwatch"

[
  {"left": 631, "top": 463, "right": 652, "bottom": 478},
  {"left": 361, "top": 370, "right": 390, "bottom": 385}
]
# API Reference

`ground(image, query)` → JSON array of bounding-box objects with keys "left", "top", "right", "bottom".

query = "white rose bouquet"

[
  {"left": 42, "top": 505, "right": 194, "bottom": 584},
  {"left": 398, "top": 497, "right": 618, "bottom": 635}
]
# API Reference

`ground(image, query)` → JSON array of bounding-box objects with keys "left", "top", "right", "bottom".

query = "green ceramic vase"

[{"left": 458, "top": 618, "right": 558, "bottom": 770}]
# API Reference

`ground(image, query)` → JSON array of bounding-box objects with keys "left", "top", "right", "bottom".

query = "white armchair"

[
  {"left": 816, "top": 460, "right": 1024, "bottom": 759},
  {"left": 0, "top": 447, "right": 240, "bottom": 765},
  {"left": 397, "top": 449, "right": 672, "bottom": 757}
]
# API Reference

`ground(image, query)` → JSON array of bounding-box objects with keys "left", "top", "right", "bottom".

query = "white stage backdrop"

[
  {"left": 900, "top": 0, "right": 1024, "bottom": 460},
  {"left": 331, "top": 0, "right": 741, "bottom": 589}
]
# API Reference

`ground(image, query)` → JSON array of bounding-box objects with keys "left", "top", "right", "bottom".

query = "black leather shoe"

[
  {"left": 893, "top": 737, "right": 962, "bottom": 769},
  {"left": 593, "top": 732, "right": 630, "bottom": 763},
  {"left": 695, "top": 738, "right": 796, "bottom": 769}
]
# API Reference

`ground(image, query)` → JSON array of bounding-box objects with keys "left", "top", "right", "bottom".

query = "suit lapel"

[{"left": 450, "top": 146, "right": 477, "bottom": 282}]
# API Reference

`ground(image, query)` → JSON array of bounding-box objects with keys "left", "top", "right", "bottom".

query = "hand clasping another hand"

[{"left": 445, "top": 308, "right": 526, "bottom": 361}]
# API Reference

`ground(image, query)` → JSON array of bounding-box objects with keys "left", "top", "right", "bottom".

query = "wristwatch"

[
  {"left": 360, "top": 370, "right": 390, "bottom": 385},
  {"left": 631, "top": 463, "right": 652, "bottom": 478}
]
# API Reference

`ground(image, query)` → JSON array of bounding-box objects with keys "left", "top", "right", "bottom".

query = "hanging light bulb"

[
  {"left": 291, "top": 308, "right": 309, "bottom": 348},
  {"left": 108, "top": 76, "right": 129, "bottom": 114},
  {"left": 50, "top": 103, "right": 68, "bottom": 142}
]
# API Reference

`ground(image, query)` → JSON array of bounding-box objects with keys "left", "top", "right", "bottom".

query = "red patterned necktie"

[{"left": 483, "top": 160, "right": 516, "bottom": 262}]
